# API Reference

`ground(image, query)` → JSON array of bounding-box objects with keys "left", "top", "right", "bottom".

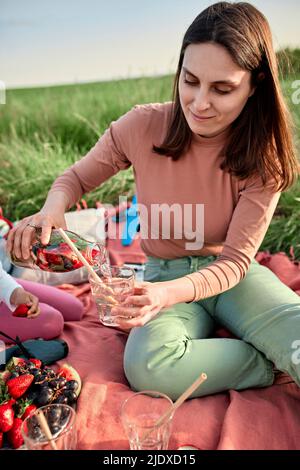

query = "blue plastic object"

[{"left": 121, "top": 194, "right": 140, "bottom": 246}]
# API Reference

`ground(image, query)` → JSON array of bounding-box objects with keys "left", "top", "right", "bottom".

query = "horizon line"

[{"left": 5, "top": 71, "right": 174, "bottom": 92}]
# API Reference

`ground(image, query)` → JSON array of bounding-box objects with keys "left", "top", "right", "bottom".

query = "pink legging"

[{"left": 0, "top": 279, "right": 84, "bottom": 344}]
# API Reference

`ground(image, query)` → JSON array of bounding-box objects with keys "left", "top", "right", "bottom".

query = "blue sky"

[{"left": 1, "top": 0, "right": 300, "bottom": 88}]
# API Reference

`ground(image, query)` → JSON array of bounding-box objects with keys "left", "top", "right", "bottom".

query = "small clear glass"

[
  {"left": 21, "top": 404, "right": 77, "bottom": 450},
  {"left": 89, "top": 266, "right": 135, "bottom": 327},
  {"left": 121, "top": 391, "right": 174, "bottom": 450}
]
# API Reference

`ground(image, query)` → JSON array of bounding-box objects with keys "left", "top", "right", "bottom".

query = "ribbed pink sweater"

[{"left": 49, "top": 102, "right": 281, "bottom": 301}]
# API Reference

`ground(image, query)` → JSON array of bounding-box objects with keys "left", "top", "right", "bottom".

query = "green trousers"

[{"left": 124, "top": 255, "right": 300, "bottom": 400}]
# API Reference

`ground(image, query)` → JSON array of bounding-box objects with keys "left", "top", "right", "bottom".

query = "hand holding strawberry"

[{"left": 10, "top": 288, "right": 40, "bottom": 319}]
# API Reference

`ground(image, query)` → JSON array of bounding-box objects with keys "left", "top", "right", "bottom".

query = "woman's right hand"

[{"left": 6, "top": 210, "right": 67, "bottom": 261}]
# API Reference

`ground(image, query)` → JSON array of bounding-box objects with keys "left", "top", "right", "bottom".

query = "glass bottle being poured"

[{"left": 10, "top": 228, "right": 112, "bottom": 277}]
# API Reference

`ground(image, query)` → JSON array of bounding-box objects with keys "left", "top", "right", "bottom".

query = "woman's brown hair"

[{"left": 153, "top": 1, "right": 299, "bottom": 191}]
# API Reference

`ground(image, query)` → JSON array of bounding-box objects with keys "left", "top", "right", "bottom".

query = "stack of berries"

[{"left": 0, "top": 358, "right": 81, "bottom": 449}]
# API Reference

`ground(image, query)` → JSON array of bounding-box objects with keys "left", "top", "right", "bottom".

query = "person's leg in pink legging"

[
  {"left": 16, "top": 279, "right": 84, "bottom": 321},
  {"left": 0, "top": 278, "right": 84, "bottom": 344},
  {"left": 0, "top": 301, "right": 64, "bottom": 343}
]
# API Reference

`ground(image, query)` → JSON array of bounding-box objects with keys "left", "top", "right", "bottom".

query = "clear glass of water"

[
  {"left": 121, "top": 391, "right": 174, "bottom": 450},
  {"left": 89, "top": 265, "right": 135, "bottom": 327}
]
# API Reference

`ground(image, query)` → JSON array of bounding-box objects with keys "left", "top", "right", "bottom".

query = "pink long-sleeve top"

[{"left": 49, "top": 102, "right": 281, "bottom": 301}]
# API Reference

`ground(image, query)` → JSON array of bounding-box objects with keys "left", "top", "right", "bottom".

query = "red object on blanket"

[{"left": 56, "top": 250, "right": 300, "bottom": 450}]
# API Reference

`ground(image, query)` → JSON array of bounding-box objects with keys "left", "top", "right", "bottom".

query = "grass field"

[{"left": 0, "top": 73, "right": 299, "bottom": 258}]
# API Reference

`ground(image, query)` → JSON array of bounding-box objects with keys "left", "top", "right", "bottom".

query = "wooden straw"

[
  {"left": 36, "top": 410, "right": 57, "bottom": 450},
  {"left": 140, "top": 373, "right": 207, "bottom": 445},
  {"left": 57, "top": 228, "right": 115, "bottom": 298}
]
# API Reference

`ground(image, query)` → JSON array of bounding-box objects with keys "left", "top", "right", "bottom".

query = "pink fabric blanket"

[{"left": 56, "top": 251, "right": 300, "bottom": 450}]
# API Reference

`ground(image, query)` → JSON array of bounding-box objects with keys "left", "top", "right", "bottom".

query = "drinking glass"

[
  {"left": 121, "top": 391, "right": 174, "bottom": 450},
  {"left": 89, "top": 265, "right": 135, "bottom": 327},
  {"left": 21, "top": 404, "right": 77, "bottom": 450}
]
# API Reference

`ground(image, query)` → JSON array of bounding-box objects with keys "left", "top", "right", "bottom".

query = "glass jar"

[{"left": 11, "top": 228, "right": 110, "bottom": 274}]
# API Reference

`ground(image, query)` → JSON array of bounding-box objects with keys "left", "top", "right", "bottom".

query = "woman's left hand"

[{"left": 111, "top": 281, "right": 170, "bottom": 330}]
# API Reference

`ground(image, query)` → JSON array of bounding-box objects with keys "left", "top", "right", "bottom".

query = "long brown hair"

[{"left": 153, "top": 2, "right": 299, "bottom": 191}]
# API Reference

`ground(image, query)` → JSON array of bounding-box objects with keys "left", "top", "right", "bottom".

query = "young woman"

[
  {"left": 0, "top": 260, "right": 84, "bottom": 343},
  {"left": 7, "top": 2, "right": 300, "bottom": 398}
]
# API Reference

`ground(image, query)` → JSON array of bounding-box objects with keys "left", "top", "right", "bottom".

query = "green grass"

[
  {"left": 0, "top": 75, "right": 173, "bottom": 219},
  {"left": 0, "top": 73, "right": 299, "bottom": 258}
]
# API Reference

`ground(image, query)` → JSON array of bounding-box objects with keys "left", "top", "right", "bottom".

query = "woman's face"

[{"left": 178, "top": 42, "right": 255, "bottom": 138}]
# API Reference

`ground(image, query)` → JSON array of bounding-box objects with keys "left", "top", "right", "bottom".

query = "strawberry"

[
  {"left": 28, "top": 358, "right": 42, "bottom": 369},
  {"left": 18, "top": 398, "right": 37, "bottom": 420},
  {"left": 0, "top": 431, "right": 3, "bottom": 448},
  {"left": 0, "top": 399, "right": 15, "bottom": 432},
  {"left": 21, "top": 403, "right": 37, "bottom": 420},
  {"left": 7, "top": 374, "right": 34, "bottom": 399},
  {"left": 7, "top": 417, "right": 24, "bottom": 449},
  {"left": 91, "top": 248, "right": 99, "bottom": 258},
  {"left": 37, "top": 248, "right": 48, "bottom": 265},
  {"left": 71, "top": 259, "right": 83, "bottom": 269},
  {"left": 46, "top": 252, "right": 64, "bottom": 266},
  {"left": 13, "top": 304, "right": 29, "bottom": 317}
]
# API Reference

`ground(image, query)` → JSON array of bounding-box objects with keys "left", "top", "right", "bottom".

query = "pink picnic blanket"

[{"left": 56, "top": 251, "right": 300, "bottom": 450}]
